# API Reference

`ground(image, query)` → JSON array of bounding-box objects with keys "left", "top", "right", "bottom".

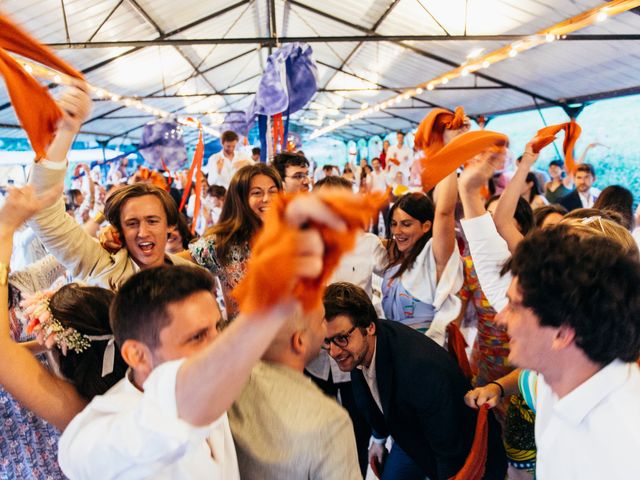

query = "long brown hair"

[
  {"left": 203, "top": 163, "right": 282, "bottom": 263},
  {"left": 385, "top": 193, "right": 434, "bottom": 279}
]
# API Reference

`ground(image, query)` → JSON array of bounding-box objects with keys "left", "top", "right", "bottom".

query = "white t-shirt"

[
  {"left": 206, "top": 151, "right": 250, "bottom": 187},
  {"left": 386, "top": 144, "right": 412, "bottom": 182},
  {"left": 59, "top": 359, "right": 240, "bottom": 480}
]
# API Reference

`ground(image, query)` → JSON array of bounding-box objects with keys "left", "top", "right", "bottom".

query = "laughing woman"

[
  {"left": 181, "top": 163, "right": 283, "bottom": 323},
  {"left": 381, "top": 172, "right": 463, "bottom": 345}
]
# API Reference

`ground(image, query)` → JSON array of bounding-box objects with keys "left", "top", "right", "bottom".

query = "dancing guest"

[{"left": 184, "top": 164, "right": 282, "bottom": 321}]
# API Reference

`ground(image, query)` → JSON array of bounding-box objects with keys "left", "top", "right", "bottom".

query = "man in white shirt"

[
  {"left": 385, "top": 132, "right": 412, "bottom": 185},
  {"left": 206, "top": 130, "right": 250, "bottom": 187},
  {"left": 492, "top": 227, "right": 640, "bottom": 479},
  {"left": 58, "top": 195, "right": 331, "bottom": 479},
  {"left": 368, "top": 158, "right": 390, "bottom": 236}
]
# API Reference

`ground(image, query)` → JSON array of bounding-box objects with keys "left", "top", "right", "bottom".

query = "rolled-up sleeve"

[{"left": 58, "top": 360, "right": 211, "bottom": 480}]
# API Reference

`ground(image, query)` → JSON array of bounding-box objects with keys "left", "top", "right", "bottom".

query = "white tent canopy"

[{"left": 0, "top": 0, "right": 638, "bottom": 145}]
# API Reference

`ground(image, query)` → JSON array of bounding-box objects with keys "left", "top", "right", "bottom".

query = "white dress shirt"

[
  {"left": 578, "top": 190, "right": 596, "bottom": 208},
  {"left": 535, "top": 360, "right": 640, "bottom": 479},
  {"left": 460, "top": 213, "right": 511, "bottom": 312},
  {"left": 386, "top": 144, "right": 412, "bottom": 183},
  {"left": 58, "top": 359, "right": 239, "bottom": 480},
  {"left": 368, "top": 169, "right": 389, "bottom": 193},
  {"left": 359, "top": 338, "right": 382, "bottom": 414},
  {"left": 206, "top": 151, "right": 249, "bottom": 187}
]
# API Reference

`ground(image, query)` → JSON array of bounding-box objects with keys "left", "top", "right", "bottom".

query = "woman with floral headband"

[{"left": 0, "top": 185, "right": 127, "bottom": 478}]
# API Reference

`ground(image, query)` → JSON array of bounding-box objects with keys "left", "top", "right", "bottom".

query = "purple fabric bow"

[
  {"left": 139, "top": 119, "right": 187, "bottom": 170},
  {"left": 245, "top": 43, "right": 318, "bottom": 128}
]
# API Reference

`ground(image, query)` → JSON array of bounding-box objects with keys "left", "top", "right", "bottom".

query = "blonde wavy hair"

[{"left": 560, "top": 215, "right": 639, "bottom": 261}]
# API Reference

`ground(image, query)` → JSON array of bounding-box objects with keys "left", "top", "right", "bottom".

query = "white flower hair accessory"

[{"left": 20, "top": 290, "right": 115, "bottom": 376}]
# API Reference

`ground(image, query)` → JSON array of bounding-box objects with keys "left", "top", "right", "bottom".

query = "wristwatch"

[{"left": 0, "top": 262, "right": 9, "bottom": 287}]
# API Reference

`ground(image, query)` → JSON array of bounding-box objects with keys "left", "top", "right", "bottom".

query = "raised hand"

[{"left": 0, "top": 185, "right": 62, "bottom": 233}]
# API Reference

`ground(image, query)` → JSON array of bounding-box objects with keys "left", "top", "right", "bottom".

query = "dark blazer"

[
  {"left": 351, "top": 320, "right": 506, "bottom": 480},
  {"left": 558, "top": 189, "right": 583, "bottom": 211}
]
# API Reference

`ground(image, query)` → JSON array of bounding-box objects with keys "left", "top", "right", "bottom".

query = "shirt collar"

[
  {"left": 358, "top": 338, "right": 378, "bottom": 379},
  {"left": 553, "top": 360, "right": 631, "bottom": 426}
]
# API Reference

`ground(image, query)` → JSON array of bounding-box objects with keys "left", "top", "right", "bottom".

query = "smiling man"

[
  {"left": 493, "top": 226, "right": 640, "bottom": 479},
  {"left": 28, "top": 85, "right": 195, "bottom": 289},
  {"left": 322, "top": 282, "right": 506, "bottom": 480}
]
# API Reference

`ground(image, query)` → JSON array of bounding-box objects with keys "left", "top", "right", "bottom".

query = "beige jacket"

[{"left": 28, "top": 161, "right": 195, "bottom": 290}]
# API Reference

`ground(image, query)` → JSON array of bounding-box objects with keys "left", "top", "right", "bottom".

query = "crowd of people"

[{"left": 1, "top": 82, "right": 639, "bottom": 480}]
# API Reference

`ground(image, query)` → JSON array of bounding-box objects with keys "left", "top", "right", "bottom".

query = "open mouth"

[{"left": 138, "top": 241, "right": 155, "bottom": 254}]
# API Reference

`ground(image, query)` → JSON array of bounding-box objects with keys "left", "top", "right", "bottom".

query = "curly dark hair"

[{"left": 503, "top": 225, "right": 640, "bottom": 365}]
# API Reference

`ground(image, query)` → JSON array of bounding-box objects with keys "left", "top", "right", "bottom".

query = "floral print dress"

[{"left": 189, "top": 236, "right": 251, "bottom": 322}]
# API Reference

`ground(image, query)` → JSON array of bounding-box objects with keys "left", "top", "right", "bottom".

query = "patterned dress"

[
  {"left": 459, "top": 256, "right": 536, "bottom": 474},
  {"left": 189, "top": 236, "right": 251, "bottom": 322},
  {"left": 1, "top": 286, "right": 65, "bottom": 479}
]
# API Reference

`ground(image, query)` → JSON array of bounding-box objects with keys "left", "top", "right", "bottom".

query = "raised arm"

[
  {"left": 0, "top": 186, "right": 87, "bottom": 431},
  {"left": 27, "top": 85, "right": 116, "bottom": 280},
  {"left": 458, "top": 152, "right": 512, "bottom": 312},
  {"left": 432, "top": 171, "right": 458, "bottom": 283},
  {"left": 493, "top": 142, "right": 538, "bottom": 253},
  {"left": 175, "top": 194, "right": 346, "bottom": 426}
]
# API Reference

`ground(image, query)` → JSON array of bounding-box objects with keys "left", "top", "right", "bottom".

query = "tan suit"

[
  {"left": 229, "top": 361, "right": 362, "bottom": 480},
  {"left": 28, "top": 162, "right": 195, "bottom": 290}
]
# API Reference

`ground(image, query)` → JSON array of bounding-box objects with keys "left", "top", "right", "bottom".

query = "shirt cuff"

[
  {"left": 371, "top": 435, "right": 387, "bottom": 444},
  {"left": 38, "top": 158, "right": 69, "bottom": 170}
]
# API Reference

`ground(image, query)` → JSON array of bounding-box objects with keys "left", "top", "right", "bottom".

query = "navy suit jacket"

[
  {"left": 351, "top": 320, "right": 506, "bottom": 480},
  {"left": 558, "top": 189, "right": 583, "bottom": 211}
]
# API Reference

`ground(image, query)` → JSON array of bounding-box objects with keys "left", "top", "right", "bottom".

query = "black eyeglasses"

[
  {"left": 323, "top": 326, "right": 357, "bottom": 349},
  {"left": 286, "top": 172, "right": 309, "bottom": 181}
]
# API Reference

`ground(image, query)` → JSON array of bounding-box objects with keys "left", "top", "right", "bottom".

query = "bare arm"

[
  {"left": 0, "top": 186, "right": 87, "bottom": 431},
  {"left": 431, "top": 171, "right": 458, "bottom": 283},
  {"left": 464, "top": 368, "right": 521, "bottom": 409},
  {"left": 493, "top": 142, "right": 538, "bottom": 253},
  {"left": 176, "top": 195, "right": 345, "bottom": 426}
]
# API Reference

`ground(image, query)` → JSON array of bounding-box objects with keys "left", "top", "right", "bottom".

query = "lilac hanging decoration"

[
  {"left": 220, "top": 111, "right": 249, "bottom": 137},
  {"left": 139, "top": 119, "right": 187, "bottom": 170}
]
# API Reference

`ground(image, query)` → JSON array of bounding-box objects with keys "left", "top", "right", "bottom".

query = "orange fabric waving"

[
  {"left": 233, "top": 191, "right": 386, "bottom": 314},
  {"left": 533, "top": 120, "right": 582, "bottom": 173},
  {"left": 450, "top": 405, "right": 490, "bottom": 480},
  {"left": 421, "top": 130, "right": 508, "bottom": 192},
  {"left": 446, "top": 322, "right": 472, "bottom": 379},
  {"left": 415, "top": 106, "right": 466, "bottom": 159},
  {"left": 178, "top": 122, "right": 205, "bottom": 234},
  {"left": 0, "top": 13, "right": 83, "bottom": 159}
]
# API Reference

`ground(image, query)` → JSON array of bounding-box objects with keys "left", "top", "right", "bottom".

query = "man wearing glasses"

[
  {"left": 272, "top": 152, "right": 311, "bottom": 193},
  {"left": 323, "top": 282, "right": 507, "bottom": 480}
]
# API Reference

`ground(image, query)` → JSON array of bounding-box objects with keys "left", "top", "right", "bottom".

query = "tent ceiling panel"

[
  {"left": 290, "top": 0, "right": 396, "bottom": 32},
  {"left": 0, "top": 1, "right": 638, "bottom": 144},
  {"left": 134, "top": 0, "right": 248, "bottom": 35}
]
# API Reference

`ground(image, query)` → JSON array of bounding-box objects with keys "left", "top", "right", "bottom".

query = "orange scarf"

[
  {"left": 450, "top": 405, "right": 490, "bottom": 480},
  {"left": 0, "top": 13, "right": 83, "bottom": 159},
  {"left": 532, "top": 120, "right": 582, "bottom": 173},
  {"left": 415, "top": 106, "right": 467, "bottom": 159},
  {"left": 421, "top": 130, "right": 509, "bottom": 192},
  {"left": 233, "top": 191, "right": 385, "bottom": 314},
  {"left": 446, "top": 322, "right": 472, "bottom": 379}
]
